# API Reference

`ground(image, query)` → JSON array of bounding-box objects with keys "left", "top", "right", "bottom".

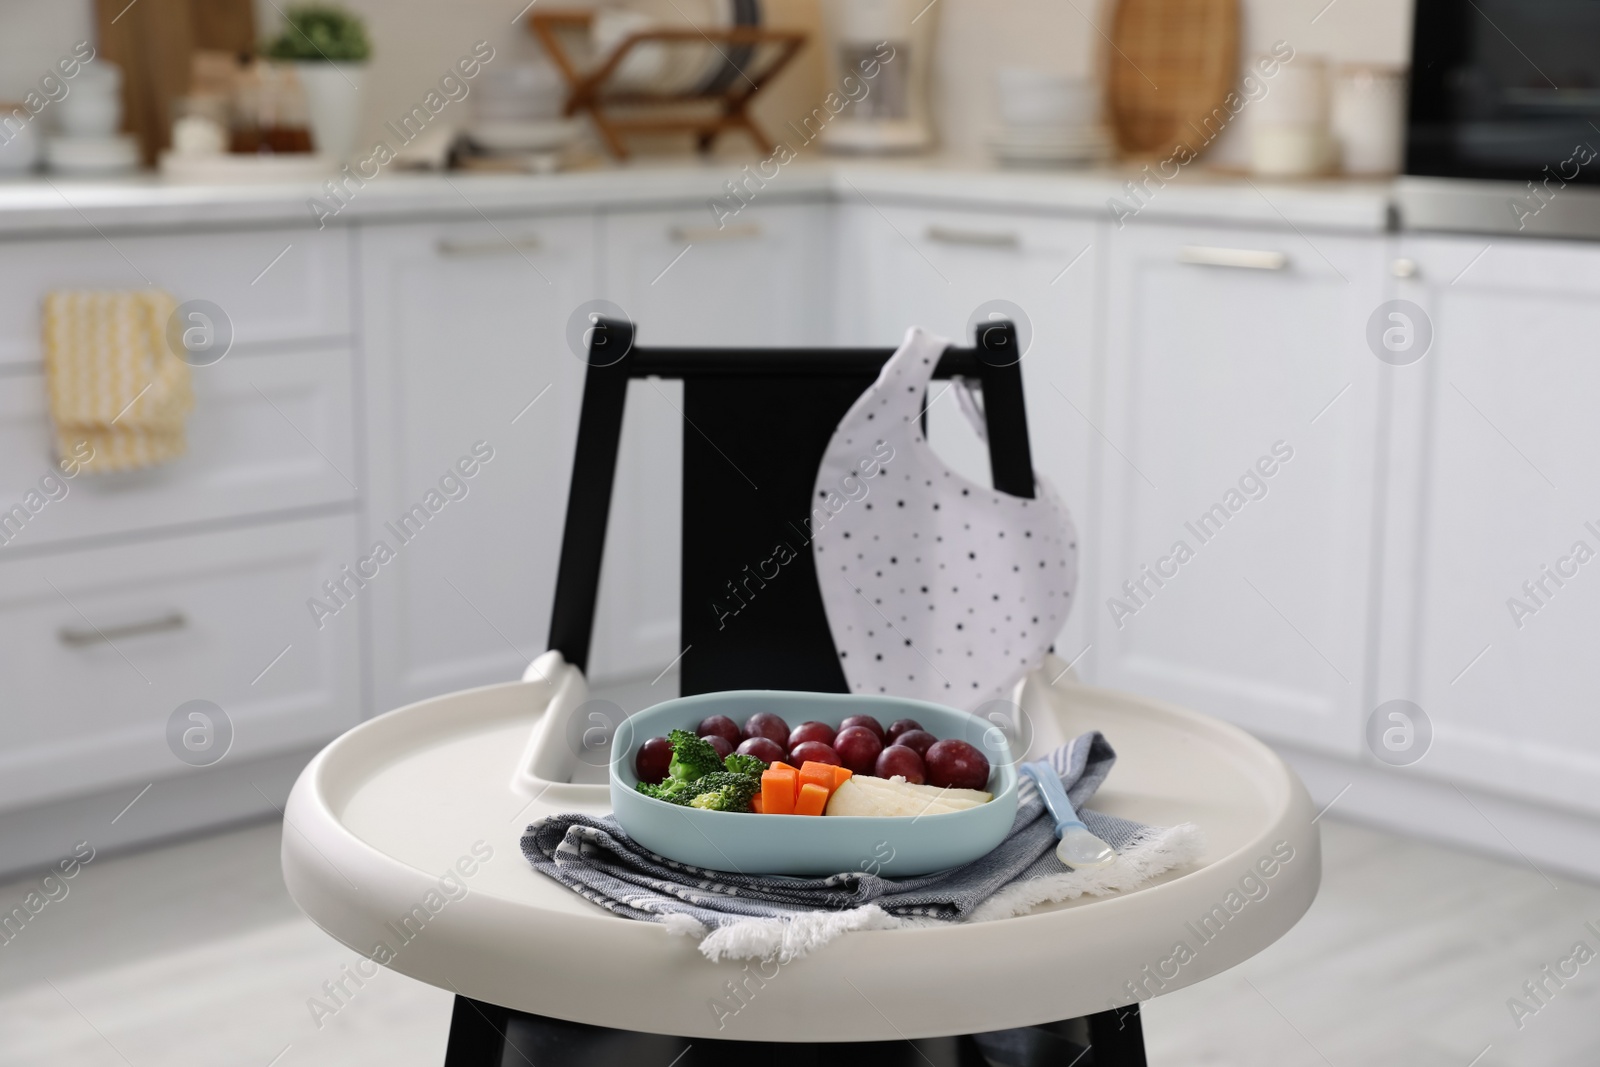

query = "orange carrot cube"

[
  {"left": 798, "top": 762, "right": 836, "bottom": 795},
  {"left": 761, "top": 767, "right": 797, "bottom": 814},
  {"left": 795, "top": 782, "right": 829, "bottom": 816}
]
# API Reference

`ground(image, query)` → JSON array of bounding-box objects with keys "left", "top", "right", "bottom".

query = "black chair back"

[{"left": 547, "top": 320, "right": 1036, "bottom": 697}]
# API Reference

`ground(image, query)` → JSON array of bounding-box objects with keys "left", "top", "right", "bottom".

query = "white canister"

[
  {"left": 1251, "top": 125, "right": 1335, "bottom": 178},
  {"left": 1333, "top": 64, "right": 1405, "bottom": 175},
  {"left": 1255, "top": 54, "right": 1329, "bottom": 127},
  {"left": 1250, "top": 53, "right": 1333, "bottom": 178}
]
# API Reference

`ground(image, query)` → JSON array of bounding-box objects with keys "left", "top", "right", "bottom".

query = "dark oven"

[{"left": 1408, "top": 0, "right": 1600, "bottom": 185}]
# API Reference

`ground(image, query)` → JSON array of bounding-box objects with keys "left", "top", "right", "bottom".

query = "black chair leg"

[
  {"left": 1086, "top": 1005, "right": 1147, "bottom": 1066},
  {"left": 443, "top": 995, "right": 512, "bottom": 1067},
  {"left": 443, "top": 999, "right": 1145, "bottom": 1066}
]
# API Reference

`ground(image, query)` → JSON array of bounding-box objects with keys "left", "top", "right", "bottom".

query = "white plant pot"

[{"left": 294, "top": 61, "right": 366, "bottom": 163}]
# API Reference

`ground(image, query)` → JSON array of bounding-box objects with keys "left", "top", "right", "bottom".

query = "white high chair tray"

[{"left": 283, "top": 659, "right": 1320, "bottom": 1042}]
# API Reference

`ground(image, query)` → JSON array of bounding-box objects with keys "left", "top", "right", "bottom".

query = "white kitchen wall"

[
  {"left": 250, "top": 0, "right": 553, "bottom": 153},
  {"left": 0, "top": 0, "right": 94, "bottom": 108},
  {"left": 245, "top": 0, "right": 825, "bottom": 159},
  {"left": 0, "top": 0, "right": 1411, "bottom": 168},
  {"left": 0, "top": 0, "right": 823, "bottom": 160},
  {"left": 930, "top": 0, "right": 1415, "bottom": 164}
]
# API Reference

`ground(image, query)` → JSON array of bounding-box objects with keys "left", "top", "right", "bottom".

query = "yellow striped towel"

[{"left": 42, "top": 290, "right": 195, "bottom": 473}]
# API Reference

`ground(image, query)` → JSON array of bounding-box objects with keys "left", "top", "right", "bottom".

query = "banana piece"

[
  {"left": 892, "top": 779, "right": 993, "bottom": 805},
  {"left": 823, "top": 776, "right": 992, "bottom": 817}
]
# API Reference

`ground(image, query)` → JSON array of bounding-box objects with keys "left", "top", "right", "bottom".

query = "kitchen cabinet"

[
  {"left": 584, "top": 201, "right": 836, "bottom": 682},
  {"left": 0, "top": 223, "right": 360, "bottom": 842},
  {"left": 1095, "top": 221, "right": 1387, "bottom": 755},
  {"left": 9, "top": 168, "right": 1600, "bottom": 870},
  {"left": 835, "top": 202, "right": 1101, "bottom": 671},
  {"left": 0, "top": 513, "right": 361, "bottom": 812},
  {"left": 600, "top": 200, "right": 833, "bottom": 346},
  {"left": 358, "top": 215, "right": 598, "bottom": 713},
  {"left": 1378, "top": 235, "right": 1600, "bottom": 815},
  {"left": 357, "top": 201, "right": 836, "bottom": 705},
  {"left": 0, "top": 226, "right": 351, "bottom": 369},
  {"left": 0, "top": 344, "right": 356, "bottom": 550}
]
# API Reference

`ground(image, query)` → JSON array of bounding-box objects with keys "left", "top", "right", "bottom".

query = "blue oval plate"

[{"left": 610, "top": 690, "right": 1018, "bottom": 877}]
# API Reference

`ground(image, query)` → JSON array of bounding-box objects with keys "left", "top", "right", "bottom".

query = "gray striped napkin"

[{"left": 520, "top": 731, "right": 1202, "bottom": 961}]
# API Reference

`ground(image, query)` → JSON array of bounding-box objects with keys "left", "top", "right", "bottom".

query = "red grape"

[
  {"left": 788, "top": 720, "right": 836, "bottom": 750},
  {"left": 697, "top": 715, "right": 741, "bottom": 746},
  {"left": 743, "top": 712, "right": 790, "bottom": 747},
  {"left": 789, "top": 741, "right": 840, "bottom": 766},
  {"left": 834, "top": 725, "right": 884, "bottom": 775},
  {"left": 839, "top": 715, "right": 885, "bottom": 742},
  {"left": 893, "top": 729, "right": 937, "bottom": 757},
  {"left": 885, "top": 718, "right": 923, "bottom": 745},
  {"left": 704, "top": 734, "right": 734, "bottom": 760},
  {"left": 736, "top": 736, "right": 785, "bottom": 764},
  {"left": 925, "top": 739, "right": 990, "bottom": 790},
  {"left": 875, "top": 745, "right": 926, "bottom": 784},
  {"left": 635, "top": 736, "right": 673, "bottom": 784}
]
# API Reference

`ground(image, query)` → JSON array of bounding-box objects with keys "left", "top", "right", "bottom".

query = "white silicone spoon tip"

[{"left": 1056, "top": 826, "right": 1118, "bottom": 869}]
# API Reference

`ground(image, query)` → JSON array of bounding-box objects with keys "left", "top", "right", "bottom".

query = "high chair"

[{"left": 283, "top": 320, "right": 1320, "bottom": 1065}]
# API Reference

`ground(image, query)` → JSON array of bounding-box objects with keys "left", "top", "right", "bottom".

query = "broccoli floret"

[
  {"left": 637, "top": 777, "right": 696, "bottom": 805},
  {"left": 686, "top": 771, "right": 761, "bottom": 812},
  {"left": 667, "top": 729, "right": 724, "bottom": 783},
  {"left": 722, "top": 753, "right": 768, "bottom": 777}
]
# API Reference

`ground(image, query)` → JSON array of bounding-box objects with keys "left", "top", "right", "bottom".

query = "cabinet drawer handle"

[
  {"left": 925, "top": 225, "right": 1020, "bottom": 249},
  {"left": 667, "top": 222, "right": 763, "bottom": 242},
  {"left": 435, "top": 236, "right": 542, "bottom": 257},
  {"left": 1177, "top": 245, "right": 1289, "bottom": 270},
  {"left": 59, "top": 611, "right": 187, "bottom": 647}
]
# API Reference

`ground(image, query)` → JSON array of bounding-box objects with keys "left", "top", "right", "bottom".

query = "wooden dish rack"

[{"left": 529, "top": 10, "right": 806, "bottom": 161}]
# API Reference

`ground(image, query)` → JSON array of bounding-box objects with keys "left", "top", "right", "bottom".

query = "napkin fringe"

[
  {"left": 687, "top": 823, "right": 1204, "bottom": 963},
  {"left": 696, "top": 904, "right": 910, "bottom": 963},
  {"left": 967, "top": 822, "right": 1205, "bottom": 923}
]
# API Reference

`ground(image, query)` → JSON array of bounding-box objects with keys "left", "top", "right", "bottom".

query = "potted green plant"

[{"left": 266, "top": 4, "right": 372, "bottom": 162}]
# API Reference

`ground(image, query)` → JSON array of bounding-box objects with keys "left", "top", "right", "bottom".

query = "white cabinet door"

[
  {"left": 0, "top": 514, "right": 361, "bottom": 811},
  {"left": 600, "top": 200, "right": 833, "bottom": 346},
  {"left": 0, "top": 345, "right": 356, "bottom": 548},
  {"left": 834, "top": 202, "right": 1100, "bottom": 672},
  {"left": 588, "top": 201, "right": 835, "bottom": 682},
  {"left": 359, "top": 216, "right": 598, "bottom": 713},
  {"left": 1378, "top": 235, "right": 1600, "bottom": 815},
  {"left": 0, "top": 226, "right": 351, "bottom": 369},
  {"left": 1096, "top": 222, "right": 1386, "bottom": 755}
]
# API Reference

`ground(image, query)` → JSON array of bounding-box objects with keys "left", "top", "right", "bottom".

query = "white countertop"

[{"left": 0, "top": 157, "right": 1396, "bottom": 237}]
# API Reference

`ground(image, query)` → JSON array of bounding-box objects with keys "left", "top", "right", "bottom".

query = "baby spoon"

[{"left": 1020, "top": 761, "right": 1118, "bottom": 869}]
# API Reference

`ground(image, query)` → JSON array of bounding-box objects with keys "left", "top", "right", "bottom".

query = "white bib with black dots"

[{"left": 811, "top": 327, "right": 1078, "bottom": 711}]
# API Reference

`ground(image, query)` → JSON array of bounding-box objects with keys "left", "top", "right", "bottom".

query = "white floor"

[{"left": 0, "top": 816, "right": 1596, "bottom": 1066}]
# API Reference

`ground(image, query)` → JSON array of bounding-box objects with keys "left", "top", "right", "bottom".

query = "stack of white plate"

[
  {"left": 475, "top": 62, "right": 566, "bottom": 122},
  {"left": 988, "top": 68, "right": 1110, "bottom": 169},
  {"left": 45, "top": 62, "right": 140, "bottom": 175},
  {"left": 465, "top": 58, "right": 582, "bottom": 167}
]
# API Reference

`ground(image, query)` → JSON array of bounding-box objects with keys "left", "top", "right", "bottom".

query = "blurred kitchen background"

[{"left": 3, "top": 0, "right": 1600, "bottom": 1064}]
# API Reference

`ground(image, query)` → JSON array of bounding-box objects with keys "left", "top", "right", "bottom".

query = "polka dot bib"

[{"left": 811, "top": 327, "right": 1078, "bottom": 711}]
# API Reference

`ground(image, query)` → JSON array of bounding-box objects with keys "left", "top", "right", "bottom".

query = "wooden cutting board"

[
  {"left": 1104, "top": 0, "right": 1239, "bottom": 160},
  {"left": 94, "top": 0, "right": 256, "bottom": 166}
]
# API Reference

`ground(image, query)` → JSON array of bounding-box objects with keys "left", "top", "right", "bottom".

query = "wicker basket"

[{"left": 1104, "top": 0, "right": 1239, "bottom": 160}]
